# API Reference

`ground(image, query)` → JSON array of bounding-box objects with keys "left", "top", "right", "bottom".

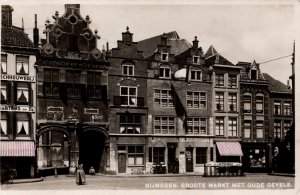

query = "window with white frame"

[
  {"left": 228, "top": 93, "right": 237, "bottom": 112},
  {"left": 228, "top": 118, "right": 237, "bottom": 137},
  {"left": 274, "top": 101, "right": 281, "bottom": 115},
  {"left": 244, "top": 93, "right": 252, "bottom": 113},
  {"left": 127, "top": 146, "right": 144, "bottom": 165},
  {"left": 256, "top": 121, "right": 264, "bottom": 138},
  {"left": 274, "top": 120, "right": 281, "bottom": 138},
  {"left": 0, "top": 112, "right": 7, "bottom": 135},
  {"left": 17, "top": 83, "right": 29, "bottom": 104},
  {"left": 215, "top": 92, "right": 224, "bottom": 111},
  {"left": 16, "top": 56, "right": 29, "bottom": 74},
  {"left": 256, "top": 94, "right": 264, "bottom": 114},
  {"left": 283, "top": 102, "right": 291, "bottom": 115},
  {"left": 1, "top": 82, "right": 7, "bottom": 103},
  {"left": 215, "top": 74, "right": 224, "bottom": 87},
  {"left": 154, "top": 89, "right": 174, "bottom": 107},
  {"left": 215, "top": 117, "right": 224, "bottom": 136},
  {"left": 187, "top": 91, "right": 206, "bottom": 109},
  {"left": 186, "top": 117, "right": 207, "bottom": 134},
  {"left": 120, "top": 86, "right": 137, "bottom": 106},
  {"left": 244, "top": 120, "right": 251, "bottom": 138},
  {"left": 193, "top": 55, "right": 200, "bottom": 64},
  {"left": 120, "top": 114, "right": 141, "bottom": 134},
  {"left": 159, "top": 67, "right": 171, "bottom": 78},
  {"left": 283, "top": 121, "right": 292, "bottom": 137},
  {"left": 161, "top": 53, "right": 169, "bottom": 61},
  {"left": 122, "top": 64, "right": 134, "bottom": 76},
  {"left": 190, "top": 70, "right": 202, "bottom": 81},
  {"left": 1, "top": 54, "right": 7, "bottom": 73},
  {"left": 228, "top": 75, "right": 237, "bottom": 88},
  {"left": 154, "top": 117, "right": 175, "bottom": 134},
  {"left": 16, "top": 113, "right": 29, "bottom": 135}
]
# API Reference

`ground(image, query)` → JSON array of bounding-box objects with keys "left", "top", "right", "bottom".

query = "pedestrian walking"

[{"left": 76, "top": 164, "right": 86, "bottom": 185}]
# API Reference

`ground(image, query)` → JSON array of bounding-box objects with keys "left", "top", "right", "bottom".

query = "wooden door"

[
  {"left": 186, "top": 148, "right": 193, "bottom": 172},
  {"left": 118, "top": 153, "right": 126, "bottom": 173}
]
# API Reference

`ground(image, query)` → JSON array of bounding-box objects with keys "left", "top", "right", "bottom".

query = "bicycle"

[
  {"left": 150, "top": 163, "right": 166, "bottom": 174},
  {"left": 1, "top": 170, "right": 15, "bottom": 184}
]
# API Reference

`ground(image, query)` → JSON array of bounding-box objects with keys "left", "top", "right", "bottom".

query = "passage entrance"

[{"left": 78, "top": 130, "right": 106, "bottom": 173}]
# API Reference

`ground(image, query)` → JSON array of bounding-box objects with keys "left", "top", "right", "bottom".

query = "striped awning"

[
  {"left": 216, "top": 142, "right": 243, "bottom": 156},
  {"left": 0, "top": 141, "right": 35, "bottom": 157}
]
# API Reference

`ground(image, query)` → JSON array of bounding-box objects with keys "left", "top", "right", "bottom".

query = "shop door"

[
  {"left": 118, "top": 153, "right": 126, "bottom": 173},
  {"left": 168, "top": 147, "right": 176, "bottom": 173},
  {"left": 186, "top": 147, "right": 193, "bottom": 172}
]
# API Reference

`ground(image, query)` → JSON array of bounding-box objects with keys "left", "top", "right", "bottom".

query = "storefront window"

[{"left": 249, "top": 149, "right": 266, "bottom": 168}]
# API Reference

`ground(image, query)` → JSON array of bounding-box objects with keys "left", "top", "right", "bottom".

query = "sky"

[{"left": 6, "top": 0, "right": 297, "bottom": 84}]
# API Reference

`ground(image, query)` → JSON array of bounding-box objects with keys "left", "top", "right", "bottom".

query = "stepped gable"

[{"left": 40, "top": 4, "right": 106, "bottom": 62}]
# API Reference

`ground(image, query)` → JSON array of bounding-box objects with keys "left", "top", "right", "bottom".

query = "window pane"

[{"left": 128, "top": 156, "right": 135, "bottom": 165}]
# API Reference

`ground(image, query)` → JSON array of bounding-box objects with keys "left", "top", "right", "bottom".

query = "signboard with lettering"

[
  {"left": 47, "top": 106, "right": 64, "bottom": 113},
  {"left": 84, "top": 108, "right": 99, "bottom": 115},
  {"left": 1, "top": 74, "right": 35, "bottom": 82},
  {"left": 0, "top": 105, "right": 35, "bottom": 112},
  {"left": 205, "top": 162, "right": 242, "bottom": 167}
]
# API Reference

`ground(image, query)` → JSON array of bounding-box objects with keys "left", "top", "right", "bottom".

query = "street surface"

[{"left": 0, "top": 173, "right": 294, "bottom": 190}]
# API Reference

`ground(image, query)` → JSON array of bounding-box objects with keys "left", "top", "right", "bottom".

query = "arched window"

[
  {"left": 243, "top": 92, "right": 252, "bottom": 113},
  {"left": 256, "top": 93, "right": 264, "bottom": 114}
]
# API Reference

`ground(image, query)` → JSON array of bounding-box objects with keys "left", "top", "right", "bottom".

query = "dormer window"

[
  {"left": 250, "top": 69, "right": 257, "bottom": 80},
  {"left": 159, "top": 67, "right": 171, "bottom": 78},
  {"left": 190, "top": 70, "right": 202, "bottom": 81},
  {"left": 193, "top": 56, "right": 200, "bottom": 64},
  {"left": 161, "top": 53, "right": 169, "bottom": 61}
]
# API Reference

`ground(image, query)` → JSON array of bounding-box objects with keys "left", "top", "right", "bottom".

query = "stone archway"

[
  {"left": 78, "top": 126, "right": 108, "bottom": 173},
  {"left": 36, "top": 125, "right": 71, "bottom": 170}
]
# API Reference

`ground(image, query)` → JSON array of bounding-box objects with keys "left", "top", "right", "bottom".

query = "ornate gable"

[{"left": 41, "top": 4, "right": 104, "bottom": 61}]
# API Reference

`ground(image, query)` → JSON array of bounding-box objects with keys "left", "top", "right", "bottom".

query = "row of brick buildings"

[{"left": 0, "top": 4, "right": 294, "bottom": 178}]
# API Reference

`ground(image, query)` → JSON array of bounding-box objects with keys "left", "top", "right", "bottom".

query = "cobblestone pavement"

[{"left": 1, "top": 173, "right": 295, "bottom": 190}]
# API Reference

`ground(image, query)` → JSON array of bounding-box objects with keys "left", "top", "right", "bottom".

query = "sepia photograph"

[{"left": 0, "top": 0, "right": 298, "bottom": 194}]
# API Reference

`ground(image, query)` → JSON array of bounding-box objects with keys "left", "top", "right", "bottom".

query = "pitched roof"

[
  {"left": 263, "top": 73, "right": 292, "bottom": 93},
  {"left": 204, "top": 45, "right": 218, "bottom": 58},
  {"left": 137, "top": 31, "right": 191, "bottom": 58},
  {"left": 1, "top": 24, "right": 35, "bottom": 48}
]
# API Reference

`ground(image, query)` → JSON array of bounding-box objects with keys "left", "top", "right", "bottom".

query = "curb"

[
  {"left": 94, "top": 173, "right": 203, "bottom": 177},
  {"left": 268, "top": 173, "right": 295, "bottom": 177},
  {"left": 10, "top": 177, "right": 43, "bottom": 184}
]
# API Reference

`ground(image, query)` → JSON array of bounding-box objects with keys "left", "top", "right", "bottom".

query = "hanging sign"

[
  {"left": 0, "top": 105, "right": 35, "bottom": 112},
  {"left": 1, "top": 74, "right": 35, "bottom": 82}
]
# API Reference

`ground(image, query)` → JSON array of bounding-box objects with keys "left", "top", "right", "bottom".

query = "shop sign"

[
  {"left": 205, "top": 162, "right": 242, "bottom": 167},
  {"left": 84, "top": 108, "right": 99, "bottom": 115},
  {"left": 47, "top": 106, "right": 64, "bottom": 113},
  {"left": 1, "top": 74, "right": 35, "bottom": 82},
  {"left": 0, "top": 105, "right": 35, "bottom": 112}
]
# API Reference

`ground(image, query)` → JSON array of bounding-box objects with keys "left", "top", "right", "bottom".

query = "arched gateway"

[{"left": 36, "top": 124, "right": 109, "bottom": 175}]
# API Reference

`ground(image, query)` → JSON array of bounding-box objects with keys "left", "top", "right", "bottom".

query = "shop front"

[{"left": 241, "top": 142, "right": 271, "bottom": 173}]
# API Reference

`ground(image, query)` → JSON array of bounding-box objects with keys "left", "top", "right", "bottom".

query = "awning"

[
  {"left": 0, "top": 141, "right": 35, "bottom": 157},
  {"left": 216, "top": 142, "right": 243, "bottom": 156}
]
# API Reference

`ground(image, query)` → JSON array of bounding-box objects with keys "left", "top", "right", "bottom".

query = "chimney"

[
  {"left": 122, "top": 26, "right": 133, "bottom": 45},
  {"left": 33, "top": 14, "right": 39, "bottom": 46},
  {"left": 161, "top": 33, "right": 167, "bottom": 46},
  {"left": 193, "top": 36, "right": 199, "bottom": 49},
  {"left": 2, "top": 5, "right": 13, "bottom": 26},
  {"left": 106, "top": 42, "right": 109, "bottom": 51}
]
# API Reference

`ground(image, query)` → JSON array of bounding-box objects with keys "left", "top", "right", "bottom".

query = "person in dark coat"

[{"left": 76, "top": 164, "right": 86, "bottom": 185}]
